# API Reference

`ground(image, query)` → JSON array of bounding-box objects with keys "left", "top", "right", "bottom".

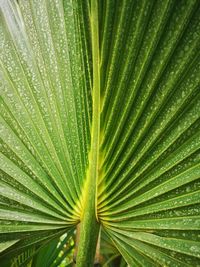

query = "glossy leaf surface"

[{"left": 0, "top": 0, "right": 200, "bottom": 266}]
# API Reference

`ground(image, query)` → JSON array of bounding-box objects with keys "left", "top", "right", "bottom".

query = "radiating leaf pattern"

[
  {"left": 0, "top": 0, "right": 200, "bottom": 266},
  {"left": 0, "top": 0, "right": 89, "bottom": 257}
]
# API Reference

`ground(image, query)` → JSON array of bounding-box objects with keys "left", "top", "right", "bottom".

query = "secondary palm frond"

[{"left": 0, "top": 0, "right": 200, "bottom": 266}]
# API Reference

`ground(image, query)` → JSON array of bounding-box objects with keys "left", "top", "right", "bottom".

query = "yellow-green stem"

[{"left": 76, "top": 1, "right": 100, "bottom": 266}]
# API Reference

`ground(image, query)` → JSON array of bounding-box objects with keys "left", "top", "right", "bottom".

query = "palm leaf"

[{"left": 0, "top": 0, "right": 200, "bottom": 266}]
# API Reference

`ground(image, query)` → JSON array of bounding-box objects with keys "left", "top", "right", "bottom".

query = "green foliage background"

[{"left": 0, "top": 0, "right": 200, "bottom": 266}]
